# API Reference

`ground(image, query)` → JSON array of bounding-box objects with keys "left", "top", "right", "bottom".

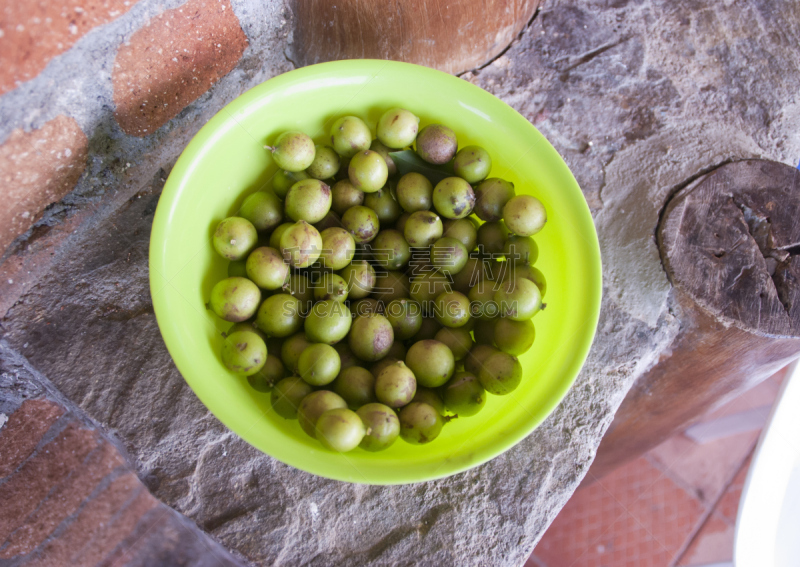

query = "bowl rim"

[{"left": 149, "top": 59, "right": 603, "bottom": 484}]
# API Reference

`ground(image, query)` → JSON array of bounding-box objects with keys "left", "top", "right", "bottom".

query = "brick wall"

[
  {"left": 0, "top": 341, "right": 246, "bottom": 565},
  {"left": 0, "top": 0, "right": 292, "bottom": 316},
  {"left": 0, "top": 0, "right": 291, "bottom": 563}
]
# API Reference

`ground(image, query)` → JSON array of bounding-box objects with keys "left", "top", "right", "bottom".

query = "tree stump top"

[{"left": 660, "top": 160, "right": 800, "bottom": 338}]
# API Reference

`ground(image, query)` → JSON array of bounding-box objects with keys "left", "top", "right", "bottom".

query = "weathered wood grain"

[
  {"left": 289, "top": 0, "right": 541, "bottom": 75},
  {"left": 592, "top": 160, "right": 800, "bottom": 479}
]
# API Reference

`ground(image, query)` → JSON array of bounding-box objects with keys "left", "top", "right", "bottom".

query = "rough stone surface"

[
  {"left": 0, "top": 116, "right": 89, "bottom": 253},
  {"left": 112, "top": 0, "right": 249, "bottom": 136},
  {"left": 0, "top": 0, "right": 136, "bottom": 95},
  {"left": 0, "top": 341, "right": 247, "bottom": 566},
  {"left": 0, "top": 0, "right": 799, "bottom": 566}
]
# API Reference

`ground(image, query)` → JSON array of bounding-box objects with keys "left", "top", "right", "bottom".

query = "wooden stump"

[
  {"left": 591, "top": 160, "right": 800, "bottom": 480},
  {"left": 289, "top": 0, "right": 541, "bottom": 75}
]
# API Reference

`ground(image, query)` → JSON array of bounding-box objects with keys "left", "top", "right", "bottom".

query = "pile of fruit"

[{"left": 207, "top": 108, "right": 547, "bottom": 453}]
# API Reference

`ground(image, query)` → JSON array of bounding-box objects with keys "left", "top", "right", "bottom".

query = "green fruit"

[
  {"left": 256, "top": 294, "right": 303, "bottom": 337},
  {"left": 318, "top": 227, "right": 356, "bottom": 270},
  {"left": 306, "top": 145, "right": 340, "bottom": 180},
  {"left": 442, "top": 218, "right": 478, "bottom": 252},
  {"left": 371, "top": 229, "right": 410, "bottom": 270},
  {"left": 349, "top": 314, "right": 394, "bottom": 361},
  {"left": 399, "top": 402, "right": 445, "bottom": 444},
  {"left": 415, "top": 124, "right": 457, "bottom": 165},
  {"left": 227, "top": 321, "right": 268, "bottom": 342},
  {"left": 269, "top": 222, "right": 293, "bottom": 249},
  {"left": 374, "top": 360, "right": 417, "bottom": 408},
  {"left": 478, "top": 352, "right": 522, "bottom": 395},
  {"left": 283, "top": 273, "right": 314, "bottom": 314},
  {"left": 433, "top": 177, "right": 475, "bottom": 219},
  {"left": 409, "top": 270, "right": 452, "bottom": 308},
  {"left": 213, "top": 217, "right": 258, "bottom": 260},
  {"left": 227, "top": 259, "right": 248, "bottom": 278},
  {"left": 433, "top": 291, "right": 471, "bottom": 328},
  {"left": 395, "top": 212, "right": 411, "bottom": 234},
  {"left": 313, "top": 272, "right": 349, "bottom": 303},
  {"left": 221, "top": 331, "right": 267, "bottom": 376},
  {"left": 474, "top": 178, "right": 516, "bottom": 221},
  {"left": 247, "top": 353, "right": 285, "bottom": 392},
  {"left": 298, "top": 390, "right": 347, "bottom": 438},
  {"left": 370, "top": 357, "right": 399, "bottom": 378},
  {"left": 351, "top": 297, "right": 384, "bottom": 316},
  {"left": 503, "top": 235, "right": 538, "bottom": 265},
  {"left": 385, "top": 298, "right": 423, "bottom": 340},
  {"left": 357, "top": 403, "right": 401, "bottom": 451},
  {"left": 473, "top": 317, "right": 498, "bottom": 345},
  {"left": 209, "top": 277, "right": 261, "bottom": 322},
  {"left": 503, "top": 195, "right": 547, "bottom": 236},
  {"left": 280, "top": 220, "right": 322, "bottom": 268},
  {"left": 373, "top": 271, "right": 410, "bottom": 304},
  {"left": 430, "top": 237, "right": 468, "bottom": 276},
  {"left": 316, "top": 408, "right": 366, "bottom": 452},
  {"left": 411, "top": 317, "right": 442, "bottom": 342},
  {"left": 377, "top": 108, "right": 420, "bottom": 148},
  {"left": 339, "top": 259, "right": 376, "bottom": 299},
  {"left": 396, "top": 172, "right": 433, "bottom": 213},
  {"left": 405, "top": 339, "right": 455, "bottom": 388},
  {"left": 285, "top": 178, "right": 332, "bottom": 223},
  {"left": 330, "top": 116, "right": 372, "bottom": 158},
  {"left": 434, "top": 326, "right": 474, "bottom": 360},
  {"left": 272, "top": 170, "right": 309, "bottom": 199},
  {"left": 364, "top": 188, "right": 402, "bottom": 224},
  {"left": 406, "top": 247, "right": 432, "bottom": 277},
  {"left": 369, "top": 139, "right": 397, "bottom": 176},
  {"left": 411, "top": 387, "right": 445, "bottom": 415},
  {"left": 386, "top": 340, "right": 407, "bottom": 360},
  {"left": 403, "top": 211, "right": 443, "bottom": 247},
  {"left": 314, "top": 210, "right": 342, "bottom": 232},
  {"left": 331, "top": 179, "right": 365, "bottom": 216},
  {"left": 333, "top": 366, "right": 376, "bottom": 408},
  {"left": 477, "top": 221, "right": 509, "bottom": 255},
  {"left": 451, "top": 256, "right": 486, "bottom": 294},
  {"left": 453, "top": 146, "right": 492, "bottom": 184},
  {"left": 305, "top": 300, "right": 352, "bottom": 344},
  {"left": 334, "top": 342, "right": 363, "bottom": 370},
  {"left": 349, "top": 150, "right": 389, "bottom": 193},
  {"left": 443, "top": 372, "right": 486, "bottom": 416},
  {"left": 468, "top": 281, "right": 499, "bottom": 319},
  {"left": 501, "top": 263, "right": 547, "bottom": 297},
  {"left": 342, "top": 205, "right": 380, "bottom": 243},
  {"left": 494, "top": 318, "right": 535, "bottom": 355},
  {"left": 464, "top": 344, "right": 500, "bottom": 376},
  {"left": 240, "top": 191, "right": 283, "bottom": 232},
  {"left": 270, "top": 131, "right": 316, "bottom": 172},
  {"left": 494, "top": 277, "right": 542, "bottom": 320},
  {"left": 246, "top": 246, "right": 289, "bottom": 290},
  {"left": 298, "top": 343, "right": 341, "bottom": 386},
  {"left": 271, "top": 377, "right": 313, "bottom": 418},
  {"left": 281, "top": 332, "right": 313, "bottom": 373}
]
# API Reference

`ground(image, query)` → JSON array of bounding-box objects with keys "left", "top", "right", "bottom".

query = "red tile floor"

[{"left": 527, "top": 366, "right": 790, "bottom": 567}]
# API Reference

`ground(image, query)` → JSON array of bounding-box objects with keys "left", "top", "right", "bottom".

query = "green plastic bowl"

[{"left": 150, "top": 60, "right": 601, "bottom": 485}]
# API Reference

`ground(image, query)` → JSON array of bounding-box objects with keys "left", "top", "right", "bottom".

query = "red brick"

[
  {"left": 112, "top": 0, "right": 248, "bottom": 136},
  {"left": 0, "top": 202, "right": 98, "bottom": 319},
  {"left": 0, "top": 0, "right": 136, "bottom": 95},
  {"left": 0, "top": 115, "right": 89, "bottom": 254},
  {"left": 74, "top": 489, "right": 161, "bottom": 566},
  {"left": 0, "top": 422, "right": 99, "bottom": 542},
  {"left": 0, "top": 440, "right": 125, "bottom": 558},
  {"left": 23, "top": 472, "right": 156, "bottom": 567},
  {"left": 0, "top": 399, "right": 64, "bottom": 479}
]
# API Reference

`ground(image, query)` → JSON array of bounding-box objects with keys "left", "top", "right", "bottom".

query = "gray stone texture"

[{"left": 1, "top": 0, "right": 800, "bottom": 565}]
